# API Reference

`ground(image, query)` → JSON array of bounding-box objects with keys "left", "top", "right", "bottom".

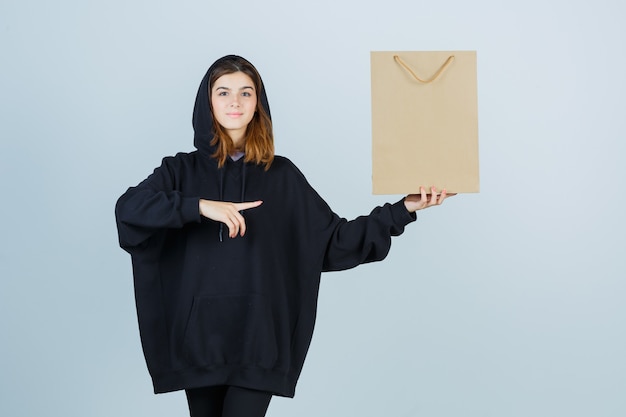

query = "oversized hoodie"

[{"left": 115, "top": 55, "right": 416, "bottom": 397}]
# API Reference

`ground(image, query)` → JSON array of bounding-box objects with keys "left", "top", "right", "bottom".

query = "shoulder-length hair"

[{"left": 208, "top": 56, "right": 274, "bottom": 170}]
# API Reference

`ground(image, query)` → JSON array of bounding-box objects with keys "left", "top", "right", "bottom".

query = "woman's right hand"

[{"left": 199, "top": 199, "right": 263, "bottom": 238}]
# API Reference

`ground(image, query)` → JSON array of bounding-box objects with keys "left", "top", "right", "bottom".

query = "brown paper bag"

[{"left": 371, "top": 51, "right": 479, "bottom": 194}]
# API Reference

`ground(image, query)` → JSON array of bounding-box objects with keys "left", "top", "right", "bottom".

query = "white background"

[{"left": 1, "top": 0, "right": 624, "bottom": 416}]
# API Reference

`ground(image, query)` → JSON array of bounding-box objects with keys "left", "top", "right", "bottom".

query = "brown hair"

[{"left": 208, "top": 56, "right": 274, "bottom": 170}]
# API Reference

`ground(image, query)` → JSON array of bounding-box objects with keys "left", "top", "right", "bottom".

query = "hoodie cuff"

[
  {"left": 391, "top": 198, "right": 417, "bottom": 226},
  {"left": 181, "top": 197, "right": 202, "bottom": 224}
]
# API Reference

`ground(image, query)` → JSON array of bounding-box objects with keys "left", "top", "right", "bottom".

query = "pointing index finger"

[{"left": 235, "top": 200, "right": 263, "bottom": 211}]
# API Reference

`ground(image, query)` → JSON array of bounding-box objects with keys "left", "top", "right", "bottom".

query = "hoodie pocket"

[{"left": 183, "top": 294, "right": 278, "bottom": 368}]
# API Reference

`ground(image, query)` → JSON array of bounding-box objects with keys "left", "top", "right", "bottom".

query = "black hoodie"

[{"left": 115, "top": 55, "right": 416, "bottom": 397}]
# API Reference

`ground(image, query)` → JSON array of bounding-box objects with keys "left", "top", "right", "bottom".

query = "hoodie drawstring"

[
  {"left": 218, "top": 168, "right": 225, "bottom": 242},
  {"left": 218, "top": 158, "right": 247, "bottom": 242},
  {"left": 241, "top": 162, "right": 247, "bottom": 203}
]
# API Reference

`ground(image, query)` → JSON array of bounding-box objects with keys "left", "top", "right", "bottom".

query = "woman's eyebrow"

[{"left": 214, "top": 86, "right": 255, "bottom": 91}]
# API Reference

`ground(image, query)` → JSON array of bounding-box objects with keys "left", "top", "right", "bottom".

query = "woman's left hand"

[{"left": 404, "top": 186, "right": 455, "bottom": 213}]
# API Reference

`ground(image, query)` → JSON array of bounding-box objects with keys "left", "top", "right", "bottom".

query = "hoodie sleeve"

[
  {"left": 281, "top": 158, "right": 416, "bottom": 273},
  {"left": 115, "top": 156, "right": 201, "bottom": 252},
  {"left": 321, "top": 199, "right": 416, "bottom": 272}
]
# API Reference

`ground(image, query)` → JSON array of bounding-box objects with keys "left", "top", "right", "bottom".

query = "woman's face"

[{"left": 210, "top": 71, "right": 257, "bottom": 142}]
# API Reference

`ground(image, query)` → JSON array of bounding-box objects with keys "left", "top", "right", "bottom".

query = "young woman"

[{"left": 115, "top": 55, "right": 451, "bottom": 417}]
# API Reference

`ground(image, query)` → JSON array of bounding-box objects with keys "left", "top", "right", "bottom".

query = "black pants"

[{"left": 185, "top": 385, "right": 273, "bottom": 417}]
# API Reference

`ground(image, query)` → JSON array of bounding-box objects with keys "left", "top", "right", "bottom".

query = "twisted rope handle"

[{"left": 393, "top": 54, "right": 455, "bottom": 84}]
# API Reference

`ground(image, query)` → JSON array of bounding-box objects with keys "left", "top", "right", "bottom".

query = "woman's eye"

[
  {"left": 242, "top": 92, "right": 251, "bottom": 97},
  {"left": 218, "top": 91, "right": 228, "bottom": 96}
]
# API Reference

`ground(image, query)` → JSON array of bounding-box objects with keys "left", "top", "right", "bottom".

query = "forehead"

[{"left": 212, "top": 71, "right": 255, "bottom": 89}]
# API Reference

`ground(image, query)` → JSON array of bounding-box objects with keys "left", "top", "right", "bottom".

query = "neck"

[{"left": 229, "top": 132, "right": 246, "bottom": 150}]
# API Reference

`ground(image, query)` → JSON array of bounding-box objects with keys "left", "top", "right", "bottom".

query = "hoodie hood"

[{"left": 192, "top": 55, "right": 272, "bottom": 156}]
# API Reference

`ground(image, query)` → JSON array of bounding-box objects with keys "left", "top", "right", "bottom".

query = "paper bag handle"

[{"left": 393, "top": 54, "right": 455, "bottom": 84}]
